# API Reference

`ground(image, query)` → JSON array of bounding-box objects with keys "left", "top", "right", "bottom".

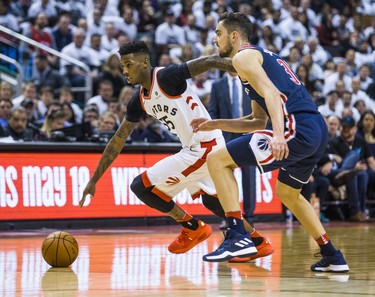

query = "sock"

[
  {"left": 250, "top": 229, "right": 264, "bottom": 246},
  {"left": 176, "top": 213, "right": 199, "bottom": 230},
  {"left": 226, "top": 211, "right": 246, "bottom": 234},
  {"left": 315, "top": 233, "right": 336, "bottom": 256}
]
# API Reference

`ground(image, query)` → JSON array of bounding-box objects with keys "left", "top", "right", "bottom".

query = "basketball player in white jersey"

[{"left": 79, "top": 41, "right": 273, "bottom": 260}]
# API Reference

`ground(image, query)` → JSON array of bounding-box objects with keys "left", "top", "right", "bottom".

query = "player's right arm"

[{"left": 79, "top": 119, "right": 138, "bottom": 207}]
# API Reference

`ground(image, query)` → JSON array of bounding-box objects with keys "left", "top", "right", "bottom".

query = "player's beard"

[{"left": 218, "top": 37, "right": 233, "bottom": 58}]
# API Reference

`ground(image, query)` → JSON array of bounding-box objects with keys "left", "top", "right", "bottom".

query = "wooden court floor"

[{"left": 1, "top": 222, "right": 374, "bottom": 297}]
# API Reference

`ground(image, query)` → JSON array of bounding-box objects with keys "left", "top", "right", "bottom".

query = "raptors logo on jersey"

[{"left": 139, "top": 67, "right": 222, "bottom": 148}]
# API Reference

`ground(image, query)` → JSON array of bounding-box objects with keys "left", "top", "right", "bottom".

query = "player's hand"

[
  {"left": 190, "top": 118, "right": 213, "bottom": 132},
  {"left": 79, "top": 181, "right": 96, "bottom": 208},
  {"left": 269, "top": 135, "right": 289, "bottom": 161}
]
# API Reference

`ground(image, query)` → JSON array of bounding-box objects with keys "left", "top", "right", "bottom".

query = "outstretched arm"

[
  {"left": 79, "top": 119, "right": 138, "bottom": 207},
  {"left": 186, "top": 55, "right": 236, "bottom": 77}
]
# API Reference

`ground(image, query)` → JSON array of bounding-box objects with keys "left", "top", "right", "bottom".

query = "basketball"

[{"left": 41, "top": 231, "right": 79, "bottom": 267}]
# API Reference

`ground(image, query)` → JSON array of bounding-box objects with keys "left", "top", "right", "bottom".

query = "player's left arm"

[
  {"left": 186, "top": 55, "right": 236, "bottom": 77},
  {"left": 233, "top": 49, "right": 288, "bottom": 160}
]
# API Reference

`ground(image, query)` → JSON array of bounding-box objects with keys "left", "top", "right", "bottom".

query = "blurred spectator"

[
  {"left": 158, "top": 53, "right": 172, "bottom": 67},
  {"left": 322, "top": 61, "right": 352, "bottom": 95},
  {"left": 0, "top": 0, "right": 20, "bottom": 32},
  {"left": 304, "top": 36, "right": 330, "bottom": 68},
  {"left": 341, "top": 91, "right": 361, "bottom": 122},
  {"left": 0, "top": 106, "right": 34, "bottom": 141},
  {"left": 182, "top": 14, "right": 200, "bottom": 52},
  {"left": 40, "top": 109, "right": 65, "bottom": 138},
  {"left": 170, "top": 43, "right": 196, "bottom": 64},
  {"left": 88, "top": 33, "right": 110, "bottom": 65},
  {"left": 60, "top": 28, "right": 101, "bottom": 104},
  {"left": 330, "top": 116, "right": 375, "bottom": 221},
  {"left": 12, "top": 82, "right": 39, "bottom": 120},
  {"left": 101, "top": 22, "right": 119, "bottom": 52},
  {"left": 0, "top": 81, "right": 13, "bottom": 101},
  {"left": 100, "top": 53, "right": 127, "bottom": 98},
  {"left": 86, "top": 7, "right": 105, "bottom": 38},
  {"left": 82, "top": 104, "right": 99, "bottom": 128},
  {"left": 193, "top": 0, "right": 219, "bottom": 30},
  {"left": 52, "top": 12, "right": 73, "bottom": 52},
  {"left": 137, "top": 0, "right": 157, "bottom": 34},
  {"left": 356, "top": 64, "right": 373, "bottom": 91},
  {"left": 357, "top": 110, "right": 375, "bottom": 156},
  {"left": 284, "top": 46, "right": 301, "bottom": 72},
  {"left": 261, "top": 8, "right": 282, "bottom": 37},
  {"left": 327, "top": 114, "right": 341, "bottom": 139},
  {"left": 27, "top": 0, "right": 58, "bottom": 23},
  {"left": 344, "top": 49, "right": 359, "bottom": 77},
  {"left": 37, "top": 86, "right": 54, "bottom": 119},
  {"left": 31, "top": 54, "right": 69, "bottom": 95},
  {"left": 61, "top": 101, "right": 76, "bottom": 125},
  {"left": 300, "top": 52, "right": 324, "bottom": 85},
  {"left": 118, "top": 85, "right": 135, "bottom": 106},
  {"left": 279, "top": 6, "right": 308, "bottom": 42},
  {"left": 258, "top": 25, "right": 283, "bottom": 53},
  {"left": 318, "top": 90, "right": 341, "bottom": 118},
  {"left": 59, "top": 87, "right": 83, "bottom": 123},
  {"left": 154, "top": 9, "right": 185, "bottom": 57},
  {"left": 58, "top": 0, "right": 85, "bottom": 26},
  {"left": 295, "top": 64, "right": 318, "bottom": 98},
  {"left": 351, "top": 77, "right": 375, "bottom": 110},
  {"left": 96, "top": 110, "right": 117, "bottom": 132},
  {"left": 116, "top": 6, "right": 137, "bottom": 41},
  {"left": 0, "top": 98, "right": 12, "bottom": 126},
  {"left": 190, "top": 71, "right": 212, "bottom": 99},
  {"left": 354, "top": 99, "right": 368, "bottom": 116},
  {"left": 322, "top": 59, "right": 336, "bottom": 80},
  {"left": 316, "top": 13, "right": 343, "bottom": 57},
  {"left": 21, "top": 12, "right": 55, "bottom": 57},
  {"left": 86, "top": 80, "right": 115, "bottom": 116}
]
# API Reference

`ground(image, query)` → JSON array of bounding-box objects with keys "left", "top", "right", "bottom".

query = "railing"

[
  {"left": 0, "top": 53, "right": 23, "bottom": 96},
  {"left": 0, "top": 24, "right": 92, "bottom": 99}
]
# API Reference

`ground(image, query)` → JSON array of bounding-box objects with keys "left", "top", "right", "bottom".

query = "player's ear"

[{"left": 142, "top": 57, "right": 149, "bottom": 68}]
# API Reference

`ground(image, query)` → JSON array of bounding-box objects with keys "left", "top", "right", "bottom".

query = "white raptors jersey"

[{"left": 140, "top": 67, "right": 222, "bottom": 147}]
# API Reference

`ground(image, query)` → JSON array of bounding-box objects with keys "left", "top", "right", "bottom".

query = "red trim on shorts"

[
  {"left": 191, "top": 189, "right": 206, "bottom": 200},
  {"left": 141, "top": 171, "right": 152, "bottom": 187},
  {"left": 181, "top": 139, "right": 217, "bottom": 177},
  {"left": 151, "top": 187, "right": 173, "bottom": 202}
]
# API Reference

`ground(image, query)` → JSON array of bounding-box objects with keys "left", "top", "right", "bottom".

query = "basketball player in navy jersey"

[
  {"left": 79, "top": 41, "right": 273, "bottom": 260},
  {"left": 191, "top": 12, "right": 349, "bottom": 272}
]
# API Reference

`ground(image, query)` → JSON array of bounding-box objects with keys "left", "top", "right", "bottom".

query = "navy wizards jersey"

[{"left": 239, "top": 45, "right": 318, "bottom": 116}]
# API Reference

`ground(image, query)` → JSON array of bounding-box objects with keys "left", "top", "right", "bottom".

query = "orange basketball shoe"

[
  {"left": 229, "top": 236, "right": 274, "bottom": 263},
  {"left": 168, "top": 220, "right": 212, "bottom": 254}
]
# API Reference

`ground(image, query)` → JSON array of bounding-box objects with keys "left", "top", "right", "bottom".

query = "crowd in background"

[{"left": 0, "top": 0, "right": 375, "bottom": 221}]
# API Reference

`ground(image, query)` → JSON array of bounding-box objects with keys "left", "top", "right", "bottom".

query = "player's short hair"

[
  {"left": 218, "top": 12, "right": 254, "bottom": 40},
  {"left": 118, "top": 41, "right": 150, "bottom": 57}
]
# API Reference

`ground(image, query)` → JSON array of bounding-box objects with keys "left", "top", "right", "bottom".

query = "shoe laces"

[{"left": 176, "top": 230, "right": 191, "bottom": 244}]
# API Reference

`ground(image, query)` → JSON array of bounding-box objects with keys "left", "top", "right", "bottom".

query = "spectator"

[
  {"left": 182, "top": 14, "right": 200, "bottom": 53},
  {"left": 27, "top": 0, "right": 58, "bottom": 23},
  {"left": 330, "top": 116, "right": 375, "bottom": 221},
  {"left": 0, "top": 81, "right": 13, "bottom": 101},
  {"left": 61, "top": 102, "right": 76, "bottom": 125},
  {"left": 304, "top": 36, "right": 330, "bottom": 68},
  {"left": 322, "top": 61, "right": 352, "bottom": 95},
  {"left": 170, "top": 43, "right": 196, "bottom": 64},
  {"left": 100, "top": 53, "right": 127, "bottom": 98},
  {"left": 357, "top": 110, "right": 375, "bottom": 156},
  {"left": 88, "top": 33, "right": 110, "bottom": 66},
  {"left": 86, "top": 7, "right": 105, "bottom": 38},
  {"left": 318, "top": 90, "right": 341, "bottom": 118},
  {"left": 21, "top": 12, "right": 55, "bottom": 57},
  {"left": 86, "top": 80, "right": 115, "bottom": 116},
  {"left": 0, "top": 106, "right": 35, "bottom": 141},
  {"left": 356, "top": 64, "right": 373, "bottom": 92},
  {"left": 116, "top": 6, "right": 137, "bottom": 41},
  {"left": 279, "top": 6, "right": 308, "bottom": 42},
  {"left": 295, "top": 64, "right": 319, "bottom": 100},
  {"left": 118, "top": 85, "right": 135, "bottom": 106},
  {"left": 351, "top": 77, "right": 375, "bottom": 110},
  {"left": 137, "top": 0, "right": 157, "bottom": 34},
  {"left": 31, "top": 54, "right": 69, "bottom": 95},
  {"left": 354, "top": 99, "right": 368, "bottom": 116},
  {"left": 100, "top": 22, "right": 119, "bottom": 52},
  {"left": 0, "top": 98, "right": 12, "bottom": 126},
  {"left": 82, "top": 104, "right": 99, "bottom": 130},
  {"left": 257, "top": 25, "right": 283, "bottom": 53},
  {"left": 52, "top": 12, "right": 73, "bottom": 52},
  {"left": 300, "top": 52, "right": 324, "bottom": 88},
  {"left": 327, "top": 114, "right": 341, "bottom": 139},
  {"left": 58, "top": 0, "right": 85, "bottom": 26},
  {"left": 12, "top": 83, "right": 39, "bottom": 121},
  {"left": 40, "top": 109, "right": 65, "bottom": 138},
  {"left": 59, "top": 87, "right": 83, "bottom": 123},
  {"left": 340, "top": 91, "right": 361, "bottom": 122},
  {"left": 154, "top": 9, "right": 186, "bottom": 57},
  {"left": 96, "top": 110, "right": 117, "bottom": 132},
  {"left": 0, "top": 0, "right": 20, "bottom": 32},
  {"left": 37, "top": 86, "right": 54, "bottom": 119}
]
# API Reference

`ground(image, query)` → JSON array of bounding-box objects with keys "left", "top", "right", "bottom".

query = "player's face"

[
  {"left": 214, "top": 22, "right": 234, "bottom": 58},
  {"left": 120, "top": 54, "right": 147, "bottom": 86}
]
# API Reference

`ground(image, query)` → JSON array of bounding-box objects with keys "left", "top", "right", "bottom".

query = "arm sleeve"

[
  {"left": 125, "top": 90, "right": 146, "bottom": 122},
  {"left": 157, "top": 64, "right": 192, "bottom": 96}
]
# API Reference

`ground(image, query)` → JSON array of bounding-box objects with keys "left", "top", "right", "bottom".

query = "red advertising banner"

[{"left": 0, "top": 152, "right": 282, "bottom": 220}]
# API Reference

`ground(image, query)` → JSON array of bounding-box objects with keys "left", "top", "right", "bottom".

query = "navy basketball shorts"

[{"left": 226, "top": 113, "right": 328, "bottom": 189}]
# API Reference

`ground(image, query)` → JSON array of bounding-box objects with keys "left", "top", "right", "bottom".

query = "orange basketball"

[{"left": 41, "top": 231, "right": 79, "bottom": 267}]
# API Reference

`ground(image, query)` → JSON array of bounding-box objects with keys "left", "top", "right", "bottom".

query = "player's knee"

[
  {"left": 276, "top": 180, "right": 300, "bottom": 205},
  {"left": 206, "top": 150, "right": 222, "bottom": 171}
]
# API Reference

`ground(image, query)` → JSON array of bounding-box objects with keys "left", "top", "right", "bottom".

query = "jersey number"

[
  {"left": 277, "top": 59, "right": 301, "bottom": 85},
  {"left": 159, "top": 115, "right": 175, "bottom": 131}
]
